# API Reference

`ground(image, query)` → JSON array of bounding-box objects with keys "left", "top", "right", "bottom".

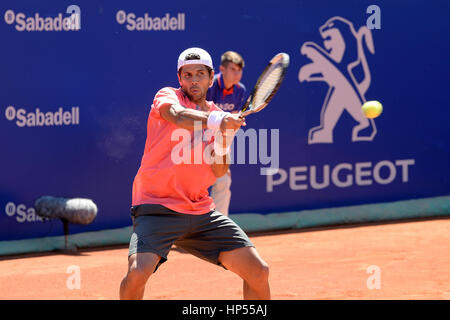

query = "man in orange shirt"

[{"left": 120, "top": 48, "right": 270, "bottom": 300}]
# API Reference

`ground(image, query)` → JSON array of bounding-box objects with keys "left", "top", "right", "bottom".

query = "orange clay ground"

[{"left": 0, "top": 218, "right": 449, "bottom": 300}]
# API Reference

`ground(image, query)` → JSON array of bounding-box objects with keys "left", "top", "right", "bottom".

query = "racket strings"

[{"left": 253, "top": 66, "right": 284, "bottom": 106}]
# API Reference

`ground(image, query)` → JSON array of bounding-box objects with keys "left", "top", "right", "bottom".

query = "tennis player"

[
  {"left": 207, "top": 51, "right": 247, "bottom": 216},
  {"left": 119, "top": 47, "right": 270, "bottom": 300}
]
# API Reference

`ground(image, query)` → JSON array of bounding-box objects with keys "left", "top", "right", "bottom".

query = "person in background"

[{"left": 207, "top": 51, "right": 247, "bottom": 216}]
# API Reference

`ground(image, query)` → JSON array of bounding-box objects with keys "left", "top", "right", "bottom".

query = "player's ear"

[
  {"left": 177, "top": 71, "right": 182, "bottom": 86},
  {"left": 219, "top": 65, "right": 225, "bottom": 73},
  {"left": 209, "top": 70, "right": 214, "bottom": 87}
]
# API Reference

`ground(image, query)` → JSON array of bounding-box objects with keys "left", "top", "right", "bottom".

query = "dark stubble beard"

[{"left": 184, "top": 87, "right": 206, "bottom": 105}]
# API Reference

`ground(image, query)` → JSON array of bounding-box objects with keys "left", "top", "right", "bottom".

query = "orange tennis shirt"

[{"left": 132, "top": 87, "right": 222, "bottom": 214}]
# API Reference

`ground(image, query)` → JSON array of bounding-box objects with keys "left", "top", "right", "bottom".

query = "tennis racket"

[{"left": 239, "top": 52, "right": 290, "bottom": 118}]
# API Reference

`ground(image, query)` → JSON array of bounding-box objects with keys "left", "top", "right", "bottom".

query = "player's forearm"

[
  {"left": 211, "top": 153, "right": 230, "bottom": 177},
  {"left": 210, "top": 132, "right": 232, "bottom": 177},
  {"left": 160, "top": 103, "right": 245, "bottom": 133},
  {"left": 161, "top": 103, "right": 209, "bottom": 130},
  {"left": 173, "top": 107, "right": 210, "bottom": 130}
]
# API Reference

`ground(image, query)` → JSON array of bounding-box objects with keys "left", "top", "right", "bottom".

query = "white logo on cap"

[{"left": 177, "top": 47, "right": 213, "bottom": 71}]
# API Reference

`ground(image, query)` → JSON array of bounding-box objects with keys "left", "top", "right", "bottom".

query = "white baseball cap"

[{"left": 177, "top": 47, "right": 213, "bottom": 71}]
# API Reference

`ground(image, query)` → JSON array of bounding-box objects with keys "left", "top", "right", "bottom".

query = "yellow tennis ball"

[{"left": 362, "top": 100, "right": 383, "bottom": 118}]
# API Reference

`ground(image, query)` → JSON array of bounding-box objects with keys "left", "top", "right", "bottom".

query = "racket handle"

[
  {"left": 240, "top": 109, "right": 254, "bottom": 118},
  {"left": 240, "top": 98, "right": 251, "bottom": 113}
]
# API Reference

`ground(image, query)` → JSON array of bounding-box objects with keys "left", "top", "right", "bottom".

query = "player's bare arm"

[
  {"left": 159, "top": 104, "right": 245, "bottom": 132},
  {"left": 210, "top": 114, "right": 245, "bottom": 177},
  {"left": 210, "top": 149, "right": 231, "bottom": 177},
  {"left": 159, "top": 103, "right": 209, "bottom": 130}
]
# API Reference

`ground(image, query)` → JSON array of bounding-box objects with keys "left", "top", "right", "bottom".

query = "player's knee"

[
  {"left": 250, "top": 261, "right": 270, "bottom": 283},
  {"left": 126, "top": 265, "right": 152, "bottom": 287},
  {"left": 127, "top": 257, "right": 155, "bottom": 286},
  {"left": 259, "top": 262, "right": 270, "bottom": 281}
]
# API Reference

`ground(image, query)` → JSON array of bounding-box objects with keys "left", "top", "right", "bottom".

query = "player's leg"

[
  {"left": 120, "top": 204, "right": 187, "bottom": 300},
  {"left": 120, "top": 252, "right": 161, "bottom": 300},
  {"left": 218, "top": 246, "right": 270, "bottom": 300},
  {"left": 177, "top": 211, "right": 270, "bottom": 299}
]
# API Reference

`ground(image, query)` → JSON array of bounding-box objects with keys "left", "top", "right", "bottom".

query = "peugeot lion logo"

[{"left": 299, "top": 16, "right": 376, "bottom": 144}]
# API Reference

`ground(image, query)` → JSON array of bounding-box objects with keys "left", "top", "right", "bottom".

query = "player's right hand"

[{"left": 220, "top": 113, "right": 246, "bottom": 134}]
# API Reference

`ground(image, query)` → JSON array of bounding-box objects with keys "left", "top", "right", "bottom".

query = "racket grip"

[{"left": 237, "top": 110, "right": 247, "bottom": 119}]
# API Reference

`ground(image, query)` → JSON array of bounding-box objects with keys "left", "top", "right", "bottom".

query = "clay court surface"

[{"left": 0, "top": 218, "right": 449, "bottom": 300}]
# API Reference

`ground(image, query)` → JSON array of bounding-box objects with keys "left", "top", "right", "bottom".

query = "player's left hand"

[{"left": 220, "top": 113, "right": 246, "bottom": 134}]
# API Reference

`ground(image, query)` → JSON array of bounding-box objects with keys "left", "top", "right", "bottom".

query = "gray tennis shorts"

[{"left": 128, "top": 204, "right": 254, "bottom": 272}]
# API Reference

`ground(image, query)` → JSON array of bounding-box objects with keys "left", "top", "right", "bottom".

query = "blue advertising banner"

[{"left": 1, "top": 0, "right": 449, "bottom": 241}]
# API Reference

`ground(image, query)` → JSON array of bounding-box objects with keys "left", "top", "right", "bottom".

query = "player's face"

[
  {"left": 220, "top": 62, "right": 243, "bottom": 88},
  {"left": 178, "top": 64, "right": 213, "bottom": 103}
]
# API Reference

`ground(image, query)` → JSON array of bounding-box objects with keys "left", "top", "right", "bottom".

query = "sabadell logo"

[
  {"left": 5, "top": 105, "right": 80, "bottom": 127},
  {"left": 4, "top": 6, "right": 80, "bottom": 32}
]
